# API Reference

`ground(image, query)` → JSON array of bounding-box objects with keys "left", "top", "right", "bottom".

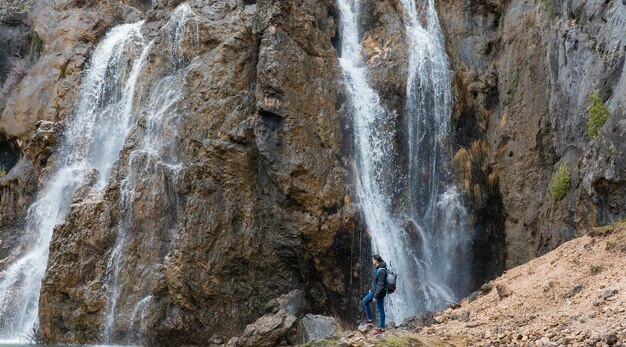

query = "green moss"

[
  {"left": 58, "top": 63, "right": 68, "bottom": 79},
  {"left": 29, "top": 29, "right": 43, "bottom": 55},
  {"left": 0, "top": 167, "right": 6, "bottom": 177},
  {"left": 549, "top": 164, "right": 571, "bottom": 202},
  {"left": 587, "top": 92, "right": 611, "bottom": 137}
]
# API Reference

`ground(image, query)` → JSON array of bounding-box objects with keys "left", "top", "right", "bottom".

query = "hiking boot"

[
  {"left": 373, "top": 328, "right": 385, "bottom": 335},
  {"left": 365, "top": 319, "right": 373, "bottom": 324}
]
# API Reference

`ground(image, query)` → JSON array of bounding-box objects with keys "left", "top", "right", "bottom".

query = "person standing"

[{"left": 361, "top": 254, "right": 387, "bottom": 334}]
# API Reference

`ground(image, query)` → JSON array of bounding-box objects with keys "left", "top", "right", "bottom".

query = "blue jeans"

[{"left": 362, "top": 292, "right": 385, "bottom": 328}]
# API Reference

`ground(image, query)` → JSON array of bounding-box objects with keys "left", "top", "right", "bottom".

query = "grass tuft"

[{"left": 588, "top": 264, "right": 602, "bottom": 275}]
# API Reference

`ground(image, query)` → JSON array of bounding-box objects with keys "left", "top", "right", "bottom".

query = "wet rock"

[{"left": 296, "top": 314, "right": 338, "bottom": 344}]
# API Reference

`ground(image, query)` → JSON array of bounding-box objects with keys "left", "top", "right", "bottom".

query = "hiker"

[{"left": 362, "top": 254, "right": 387, "bottom": 334}]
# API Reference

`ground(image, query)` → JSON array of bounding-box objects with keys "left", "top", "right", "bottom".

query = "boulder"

[
  {"left": 296, "top": 314, "right": 338, "bottom": 344},
  {"left": 238, "top": 309, "right": 297, "bottom": 347}
]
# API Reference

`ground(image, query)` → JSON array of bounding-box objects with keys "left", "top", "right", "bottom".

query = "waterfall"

[
  {"left": 0, "top": 22, "right": 147, "bottom": 340},
  {"left": 103, "top": 4, "right": 198, "bottom": 342},
  {"left": 337, "top": 0, "right": 472, "bottom": 324}
]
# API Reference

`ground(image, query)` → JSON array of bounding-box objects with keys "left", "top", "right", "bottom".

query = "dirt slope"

[
  {"left": 420, "top": 224, "right": 625, "bottom": 346},
  {"left": 309, "top": 223, "right": 625, "bottom": 346}
]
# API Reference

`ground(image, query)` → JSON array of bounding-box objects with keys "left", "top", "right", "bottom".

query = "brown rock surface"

[
  {"left": 438, "top": 0, "right": 626, "bottom": 269},
  {"left": 37, "top": 0, "right": 366, "bottom": 344},
  {"left": 0, "top": 0, "right": 624, "bottom": 345}
]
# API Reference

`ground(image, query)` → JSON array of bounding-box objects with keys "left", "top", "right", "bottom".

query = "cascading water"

[
  {"left": 337, "top": 0, "right": 472, "bottom": 324},
  {"left": 0, "top": 22, "right": 147, "bottom": 340},
  {"left": 103, "top": 4, "right": 198, "bottom": 342}
]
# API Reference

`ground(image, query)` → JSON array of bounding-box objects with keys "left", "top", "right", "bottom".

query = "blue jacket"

[{"left": 371, "top": 261, "right": 387, "bottom": 299}]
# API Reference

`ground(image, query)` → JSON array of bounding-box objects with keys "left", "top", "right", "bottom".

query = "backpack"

[{"left": 376, "top": 268, "right": 398, "bottom": 294}]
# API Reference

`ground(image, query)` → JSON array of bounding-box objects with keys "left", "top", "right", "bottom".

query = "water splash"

[
  {"left": 337, "top": 0, "right": 472, "bottom": 324},
  {"left": 0, "top": 21, "right": 147, "bottom": 340}
]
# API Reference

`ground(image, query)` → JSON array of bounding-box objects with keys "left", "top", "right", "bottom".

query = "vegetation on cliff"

[
  {"left": 586, "top": 92, "right": 611, "bottom": 138},
  {"left": 549, "top": 164, "right": 571, "bottom": 202}
]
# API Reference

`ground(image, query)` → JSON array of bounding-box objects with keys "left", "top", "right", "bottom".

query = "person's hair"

[{"left": 372, "top": 254, "right": 383, "bottom": 264}]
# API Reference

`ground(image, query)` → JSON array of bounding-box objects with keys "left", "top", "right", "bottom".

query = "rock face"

[
  {"left": 438, "top": 0, "right": 626, "bottom": 268},
  {"left": 29, "top": 0, "right": 365, "bottom": 344},
  {"left": 0, "top": 0, "right": 625, "bottom": 345}
]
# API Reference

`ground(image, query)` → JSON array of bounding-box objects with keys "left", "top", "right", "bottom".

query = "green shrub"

[
  {"left": 549, "top": 164, "right": 570, "bottom": 201},
  {"left": 589, "top": 264, "right": 602, "bottom": 274},
  {"left": 0, "top": 166, "right": 6, "bottom": 177},
  {"left": 587, "top": 92, "right": 610, "bottom": 137}
]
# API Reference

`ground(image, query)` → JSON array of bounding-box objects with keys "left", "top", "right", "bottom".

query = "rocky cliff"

[
  {"left": 439, "top": 0, "right": 626, "bottom": 268},
  {"left": 2, "top": 0, "right": 367, "bottom": 344},
  {"left": 0, "top": 0, "right": 624, "bottom": 345}
]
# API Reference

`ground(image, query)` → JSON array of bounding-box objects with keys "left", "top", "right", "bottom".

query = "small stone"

[
  {"left": 465, "top": 321, "right": 480, "bottom": 328},
  {"left": 496, "top": 284, "right": 513, "bottom": 298},
  {"left": 603, "top": 289, "right": 615, "bottom": 300},
  {"left": 538, "top": 336, "right": 557, "bottom": 346},
  {"left": 605, "top": 333, "right": 618, "bottom": 345},
  {"left": 570, "top": 284, "right": 584, "bottom": 297},
  {"left": 357, "top": 323, "right": 372, "bottom": 334}
]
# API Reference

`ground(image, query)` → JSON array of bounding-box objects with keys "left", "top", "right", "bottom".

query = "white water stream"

[
  {"left": 0, "top": 21, "right": 147, "bottom": 340},
  {"left": 337, "top": 0, "right": 472, "bottom": 324}
]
